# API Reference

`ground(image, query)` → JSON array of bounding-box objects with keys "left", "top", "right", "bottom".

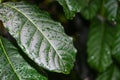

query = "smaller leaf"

[
  {"left": 96, "top": 65, "right": 120, "bottom": 80},
  {"left": 57, "top": 0, "right": 91, "bottom": 19},
  {"left": 0, "top": 37, "right": 47, "bottom": 80},
  {"left": 56, "top": 0, "right": 81, "bottom": 19}
]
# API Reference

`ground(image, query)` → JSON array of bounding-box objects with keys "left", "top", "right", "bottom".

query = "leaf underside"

[
  {"left": 0, "top": 2, "right": 76, "bottom": 74},
  {"left": 0, "top": 37, "right": 47, "bottom": 80},
  {"left": 87, "top": 19, "right": 113, "bottom": 72}
]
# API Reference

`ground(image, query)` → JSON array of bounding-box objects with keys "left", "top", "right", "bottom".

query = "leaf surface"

[
  {"left": 81, "top": 0, "right": 100, "bottom": 19},
  {"left": 87, "top": 19, "right": 113, "bottom": 72},
  {"left": 0, "top": 2, "right": 76, "bottom": 74},
  {"left": 116, "top": 7, "right": 120, "bottom": 21},
  {"left": 57, "top": 0, "right": 100, "bottom": 19},
  {"left": 96, "top": 65, "right": 120, "bottom": 80},
  {"left": 0, "top": 37, "right": 47, "bottom": 80},
  {"left": 112, "top": 22, "right": 120, "bottom": 62},
  {"left": 56, "top": 0, "right": 85, "bottom": 19},
  {"left": 104, "top": 0, "right": 118, "bottom": 20}
]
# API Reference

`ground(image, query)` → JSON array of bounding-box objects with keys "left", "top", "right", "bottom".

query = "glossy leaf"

[
  {"left": 112, "top": 23, "right": 120, "bottom": 62},
  {"left": 0, "top": 37, "right": 47, "bottom": 80},
  {"left": 0, "top": 2, "right": 76, "bottom": 74},
  {"left": 87, "top": 19, "right": 113, "bottom": 72},
  {"left": 104, "top": 0, "right": 118, "bottom": 20},
  {"left": 96, "top": 65, "right": 120, "bottom": 80}
]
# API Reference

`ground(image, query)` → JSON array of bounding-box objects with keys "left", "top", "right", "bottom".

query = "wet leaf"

[
  {"left": 0, "top": 2, "right": 76, "bottom": 74},
  {"left": 0, "top": 37, "right": 47, "bottom": 80}
]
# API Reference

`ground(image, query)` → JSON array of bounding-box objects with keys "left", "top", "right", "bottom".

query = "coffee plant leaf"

[
  {"left": 87, "top": 19, "right": 113, "bottom": 72},
  {"left": 0, "top": 37, "right": 47, "bottom": 80},
  {"left": 0, "top": 2, "right": 77, "bottom": 74}
]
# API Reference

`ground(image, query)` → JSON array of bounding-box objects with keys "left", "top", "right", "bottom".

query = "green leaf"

[
  {"left": 112, "top": 23, "right": 120, "bottom": 62},
  {"left": 56, "top": 0, "right": 86, "bottom": 19},
  {"left": 57, "top": 0, "right": 100, "bottom": 19},
  {"left": 104, "top": 0, "right": 118, "bottom": 20},
  {"left": 116, "top": 7, "right": 120, "bottom": 21},
  {"left": 87, "top": 19, "right": 113, "bottom": 72},
  {"left": 0, "top": 2, "right": 76, "bottom": 74},
  {"left": 96, "top": 65, "right": 120, "bottom": 80},
  {"left": 0, "top": 37, "right": 47, "bottom": 80},
  {"left": 81, "top": 0, "right": 100, "bottom": 19}
]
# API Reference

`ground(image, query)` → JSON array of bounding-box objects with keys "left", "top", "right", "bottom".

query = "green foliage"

[
  {"left": 0, "top": 2, "right": 76, "bottom": 74},
  {"left": 57, "top": 0, "right": 120, "bottom": 79},
  {"left": 0, "top": 37, "right": 47, "bottom": 80},
  {"left": 96, "top": 65, "right": 120, "bottom": 80},
  {"left": 104, "top": 0, "right": 118, "bottom": 20},
  {"left": 112, "top": 23, "right": 120, "bottom": 62},
  {"left": 87, "top": 18, "right": 114, "bottom": 72},
  {"left": 56, "top": 0, "right": 81, "bottom": 19},
  {"left": 80, "top": 0, "right": 100, "bottom": 19},
  {"left": 57, "top": 0, "right": 100, "bottom": 19},
  {"left": 57, "top": 0, "right": 118, "bottom": 20},
  {"left": 0, "top": 0, "right": 120, "bottom": 80}
]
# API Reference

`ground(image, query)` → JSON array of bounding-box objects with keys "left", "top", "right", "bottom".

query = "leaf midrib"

[
  {"left": 0, "top": 38, "right": 20, "bottom": 79},
  {"left": 99, "top": 22, "right": 105, "bottom": 71}
]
